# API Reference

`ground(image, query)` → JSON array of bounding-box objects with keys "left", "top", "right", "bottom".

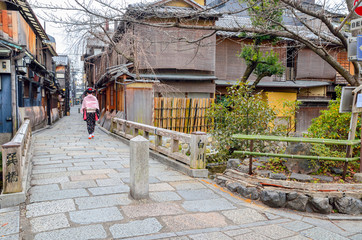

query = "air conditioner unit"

[
  {"left": 0, "top": 60, "right": 11, "bottom": 73},
  {"left": 17, "top": 66, "right": 27, "bottom": 75}
]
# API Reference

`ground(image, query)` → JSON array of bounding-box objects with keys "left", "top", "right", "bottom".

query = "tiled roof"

[
  {"left": 215, "top": 80, "right": 331, "bottom": 88},
  {"left": 126, "top": 5, "right": 220, "bottom": 19}
]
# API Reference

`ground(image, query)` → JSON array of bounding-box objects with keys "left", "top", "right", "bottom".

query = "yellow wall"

[
  {"left": 128, "top": 83, "right": 153, "bottom": 89},
  {"left": 266, "top": 91, "right": 297, "bottom": 132},
  {"left": 266, "top": 91, "right": 297, "bottom": 117},
  {"left": 299, "top": 86, "right": 326, "bottom": 97},
  {"left": 165, "top": 0, "right": 190, "bottom": 7},
  {"left": 164, "top": 0, "right": 204, "bottom": 7},
  {"left": 266, "top": 91, "right": 297, "bottom": 133},
  {"left": 194, "top": 0, "right": 204, "bottom": 6}
]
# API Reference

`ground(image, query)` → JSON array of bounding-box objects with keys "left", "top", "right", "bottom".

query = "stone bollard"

[
  {"left": 190, "top": 132, "right": 207, "bottom": 169},
  {"left": 130, "top": 135, "right": 149, "bottom": 200}
]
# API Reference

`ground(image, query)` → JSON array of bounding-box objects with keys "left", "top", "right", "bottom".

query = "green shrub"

[
  {"left": 307, "top": 86, "right": 360, "bottom": 174},
  {"left": 207, "top": 82, "right": 293, "bottom": 162}
]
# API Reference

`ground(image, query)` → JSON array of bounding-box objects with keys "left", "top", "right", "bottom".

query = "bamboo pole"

[
  {"left": 201, "top": 99, "right": 206, "bottom": 132},
  {"left": 186, "top": 98, "right": 191, "bottom": 133},
  {"left": 154, "top": 98, "right": 158, "bottom": 127},
  {"left": 232, "top": 134, "right": 360, "bottom": 145},
  {"left": 181, "top": 99, "right": 186, "bottom": 133},
  {"left": 172, "top": 98, "right": 177, "bottom": 131},
  {"left": 234, "top": 151, "right": 360, "bottom": 162}
]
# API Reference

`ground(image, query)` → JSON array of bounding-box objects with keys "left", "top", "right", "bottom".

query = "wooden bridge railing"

[
  {"left": 232, "top": 134, "right": 361, "bottom": 180},
  {"left": 111, "top": 117, "right": 207, "bottom": 169},
  {"left": 2, "top": 119, "right": 32, "bottom": 193}
]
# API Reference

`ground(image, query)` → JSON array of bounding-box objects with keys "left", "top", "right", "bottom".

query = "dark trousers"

[{"left": 86, "top": 112, "right": 96, "bottom": 134}]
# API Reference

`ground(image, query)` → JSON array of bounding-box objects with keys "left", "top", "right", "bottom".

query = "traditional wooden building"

[
  {"left": 0, "top": 0, "right": 60, "bottom": 144},
  {"left": 84, "top": 0, "right": 352, "bottom": 133},
  {"left": 211, "top": 2, "right": 352, "bottom": 132},
  {"left": 53, "top": 55, "right": 71, "bottom": 117}
]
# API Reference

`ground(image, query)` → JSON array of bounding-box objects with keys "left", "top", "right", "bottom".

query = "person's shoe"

[
  {"left": 88, "top": 134, "right": 92, "bottom": 139},
  {"left": 92, "top": 134, "right": 94, "bottom": 138}
]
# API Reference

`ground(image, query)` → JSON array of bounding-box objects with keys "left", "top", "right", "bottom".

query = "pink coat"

[{"left": 81, "top": 95, "right": 99, "bottom": 113}]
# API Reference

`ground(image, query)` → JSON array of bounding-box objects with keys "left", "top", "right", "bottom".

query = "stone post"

[
  {"left": 190, "top": 132, "right": 207, "bottom": 169},
  {"left": 2, "top": 142, "right": 22, "bottom": 193},
  {"left": 130, "top": 135, "right": 149, "bottom": 200}
]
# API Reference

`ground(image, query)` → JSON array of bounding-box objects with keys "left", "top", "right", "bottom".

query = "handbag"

[
  {"left": 83, "top": 109, "right": 87, "bottom": 121},
  {"left": 95, "top": 109, "right": 100, "bottom": 121}
]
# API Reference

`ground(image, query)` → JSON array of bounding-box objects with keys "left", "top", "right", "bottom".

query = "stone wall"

[
  {"left": 19, "top": 106, "right": 47, "bottom": 131},
  {"left": 50, "top": 108, "right": 60, "bottom": 124},
  {"left": 0, "top": 133, "right": 12, "bottom": 145},
  {"left": 216, "top": 174, "right": 362, "bottom": 215}
]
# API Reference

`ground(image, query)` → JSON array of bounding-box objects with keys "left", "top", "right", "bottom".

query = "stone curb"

[
  {"left": 1, "top": 115, "right": 65, "bottom": 207},
  {"left": 216, "top": 174, "right": 362, "bottom": 216},
  {"left": 97, "top": 124, "right": 208, "bottom": 178},
  {"left": 0, "top": 137, "right": 33, "bottom": 208}
]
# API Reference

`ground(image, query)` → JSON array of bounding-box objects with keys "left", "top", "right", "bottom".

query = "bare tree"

[{"left": 30, "top": 0, "right": 362, "bottom": 86}]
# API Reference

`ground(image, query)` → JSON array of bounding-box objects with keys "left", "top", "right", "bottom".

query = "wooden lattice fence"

[{"left": 154, "top": 98, "right": 214, "bottom": 133}]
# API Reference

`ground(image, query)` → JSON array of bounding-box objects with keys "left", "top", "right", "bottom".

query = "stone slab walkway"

[{"left": 1, "top": 106, "right": 362, "bottom": 239}]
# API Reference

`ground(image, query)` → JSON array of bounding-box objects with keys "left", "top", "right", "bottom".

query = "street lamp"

[{"left": 24, "top": 55, "right": 31, "bottom": 65}]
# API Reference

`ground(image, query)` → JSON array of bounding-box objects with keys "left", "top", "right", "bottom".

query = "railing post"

[
  {"left": 110, "top": 118, "right": 116, "bottom": 133},
  {"left": 156, "top": 135, "right": 162, "bottom": 148},
  {"left": 130, "top": 136, "right": 149, "bottom": 200},
  {"left": 171, "top": 139, "right": 179, "bottom": 153},
  {"left": 134, "top": 128, "right": 139, "bottom": 137},
  {"left": 190, "top": 132, "right": 207, "bottom": 169},
  {"left": 2, "top": 142, "right": 22, "bottom": 193},
  {"left": 143, "top": 131, "right": 149, "bottom": 140},
  {"left": 122, "top": 121, "right": 126, "bottom": 136},
  {"left": 249, "top": 140, "right": 254, "bottom": 175}
]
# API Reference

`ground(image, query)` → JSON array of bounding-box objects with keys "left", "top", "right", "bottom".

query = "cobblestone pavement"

[{"left": 1, "top": 106, "right": 362, "bottom": 239}]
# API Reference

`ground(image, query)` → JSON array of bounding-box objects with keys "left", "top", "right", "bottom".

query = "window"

[
  {"left": 24, "top": 81, "right": 29, "bottom": 98},
  {"left": 110, "top": 85, "right": 114, "bottom": 107}
]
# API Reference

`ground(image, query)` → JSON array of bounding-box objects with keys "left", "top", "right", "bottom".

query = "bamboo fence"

[{"left": 154, "top": 97, "right": 214, "bottom": 133}]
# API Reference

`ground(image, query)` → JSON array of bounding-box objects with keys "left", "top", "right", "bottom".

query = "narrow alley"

[{"left": 0, "top": 107, "right": 360, "bottom": 239}]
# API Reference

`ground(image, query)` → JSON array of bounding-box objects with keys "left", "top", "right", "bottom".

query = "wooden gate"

[{"left": 154, "top": 98, "right": 214, "bottom": 133}]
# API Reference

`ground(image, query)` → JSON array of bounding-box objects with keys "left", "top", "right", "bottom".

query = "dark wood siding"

[
  {"left": 296, "top": 104, "right": 328, "bottom": 133},
  {"left": 296, "top": 49, "right": 336, "bottom": 80},
  {"left": 136, "top": 25, "right": 215, "bottom": 72},
  {"left": 126, "top": 86, "right": 153, "bottom": 125},
  {"left": 215, "top": 38, "right": 287, "bottom": 82}
]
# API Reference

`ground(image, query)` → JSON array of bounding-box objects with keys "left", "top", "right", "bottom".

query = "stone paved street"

[{"left": 1, "top": 107, "right": 362, "bottom": 239}]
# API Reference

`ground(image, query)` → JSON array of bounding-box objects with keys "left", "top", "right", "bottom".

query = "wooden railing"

[
  {"left": 111, "top": 117, "right": 207, "bottom": 169},
  {"left": 2, "top": 119, "right": 32, "bottom": 193},
  {"left": 232, "top": 134, "right": 361, "bottom": 180}
]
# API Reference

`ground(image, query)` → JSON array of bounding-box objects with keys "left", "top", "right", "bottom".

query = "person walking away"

[{"left": 81, "top": 88, "right": 100, "bottom": 139}]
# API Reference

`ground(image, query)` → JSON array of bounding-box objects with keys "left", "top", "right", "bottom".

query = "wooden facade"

[
  {"left": 84, "top": 0, "right": 353, "bottom": 133},
  {"left": 0, "top": 0, "right": 60, "bottom": 144}
]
